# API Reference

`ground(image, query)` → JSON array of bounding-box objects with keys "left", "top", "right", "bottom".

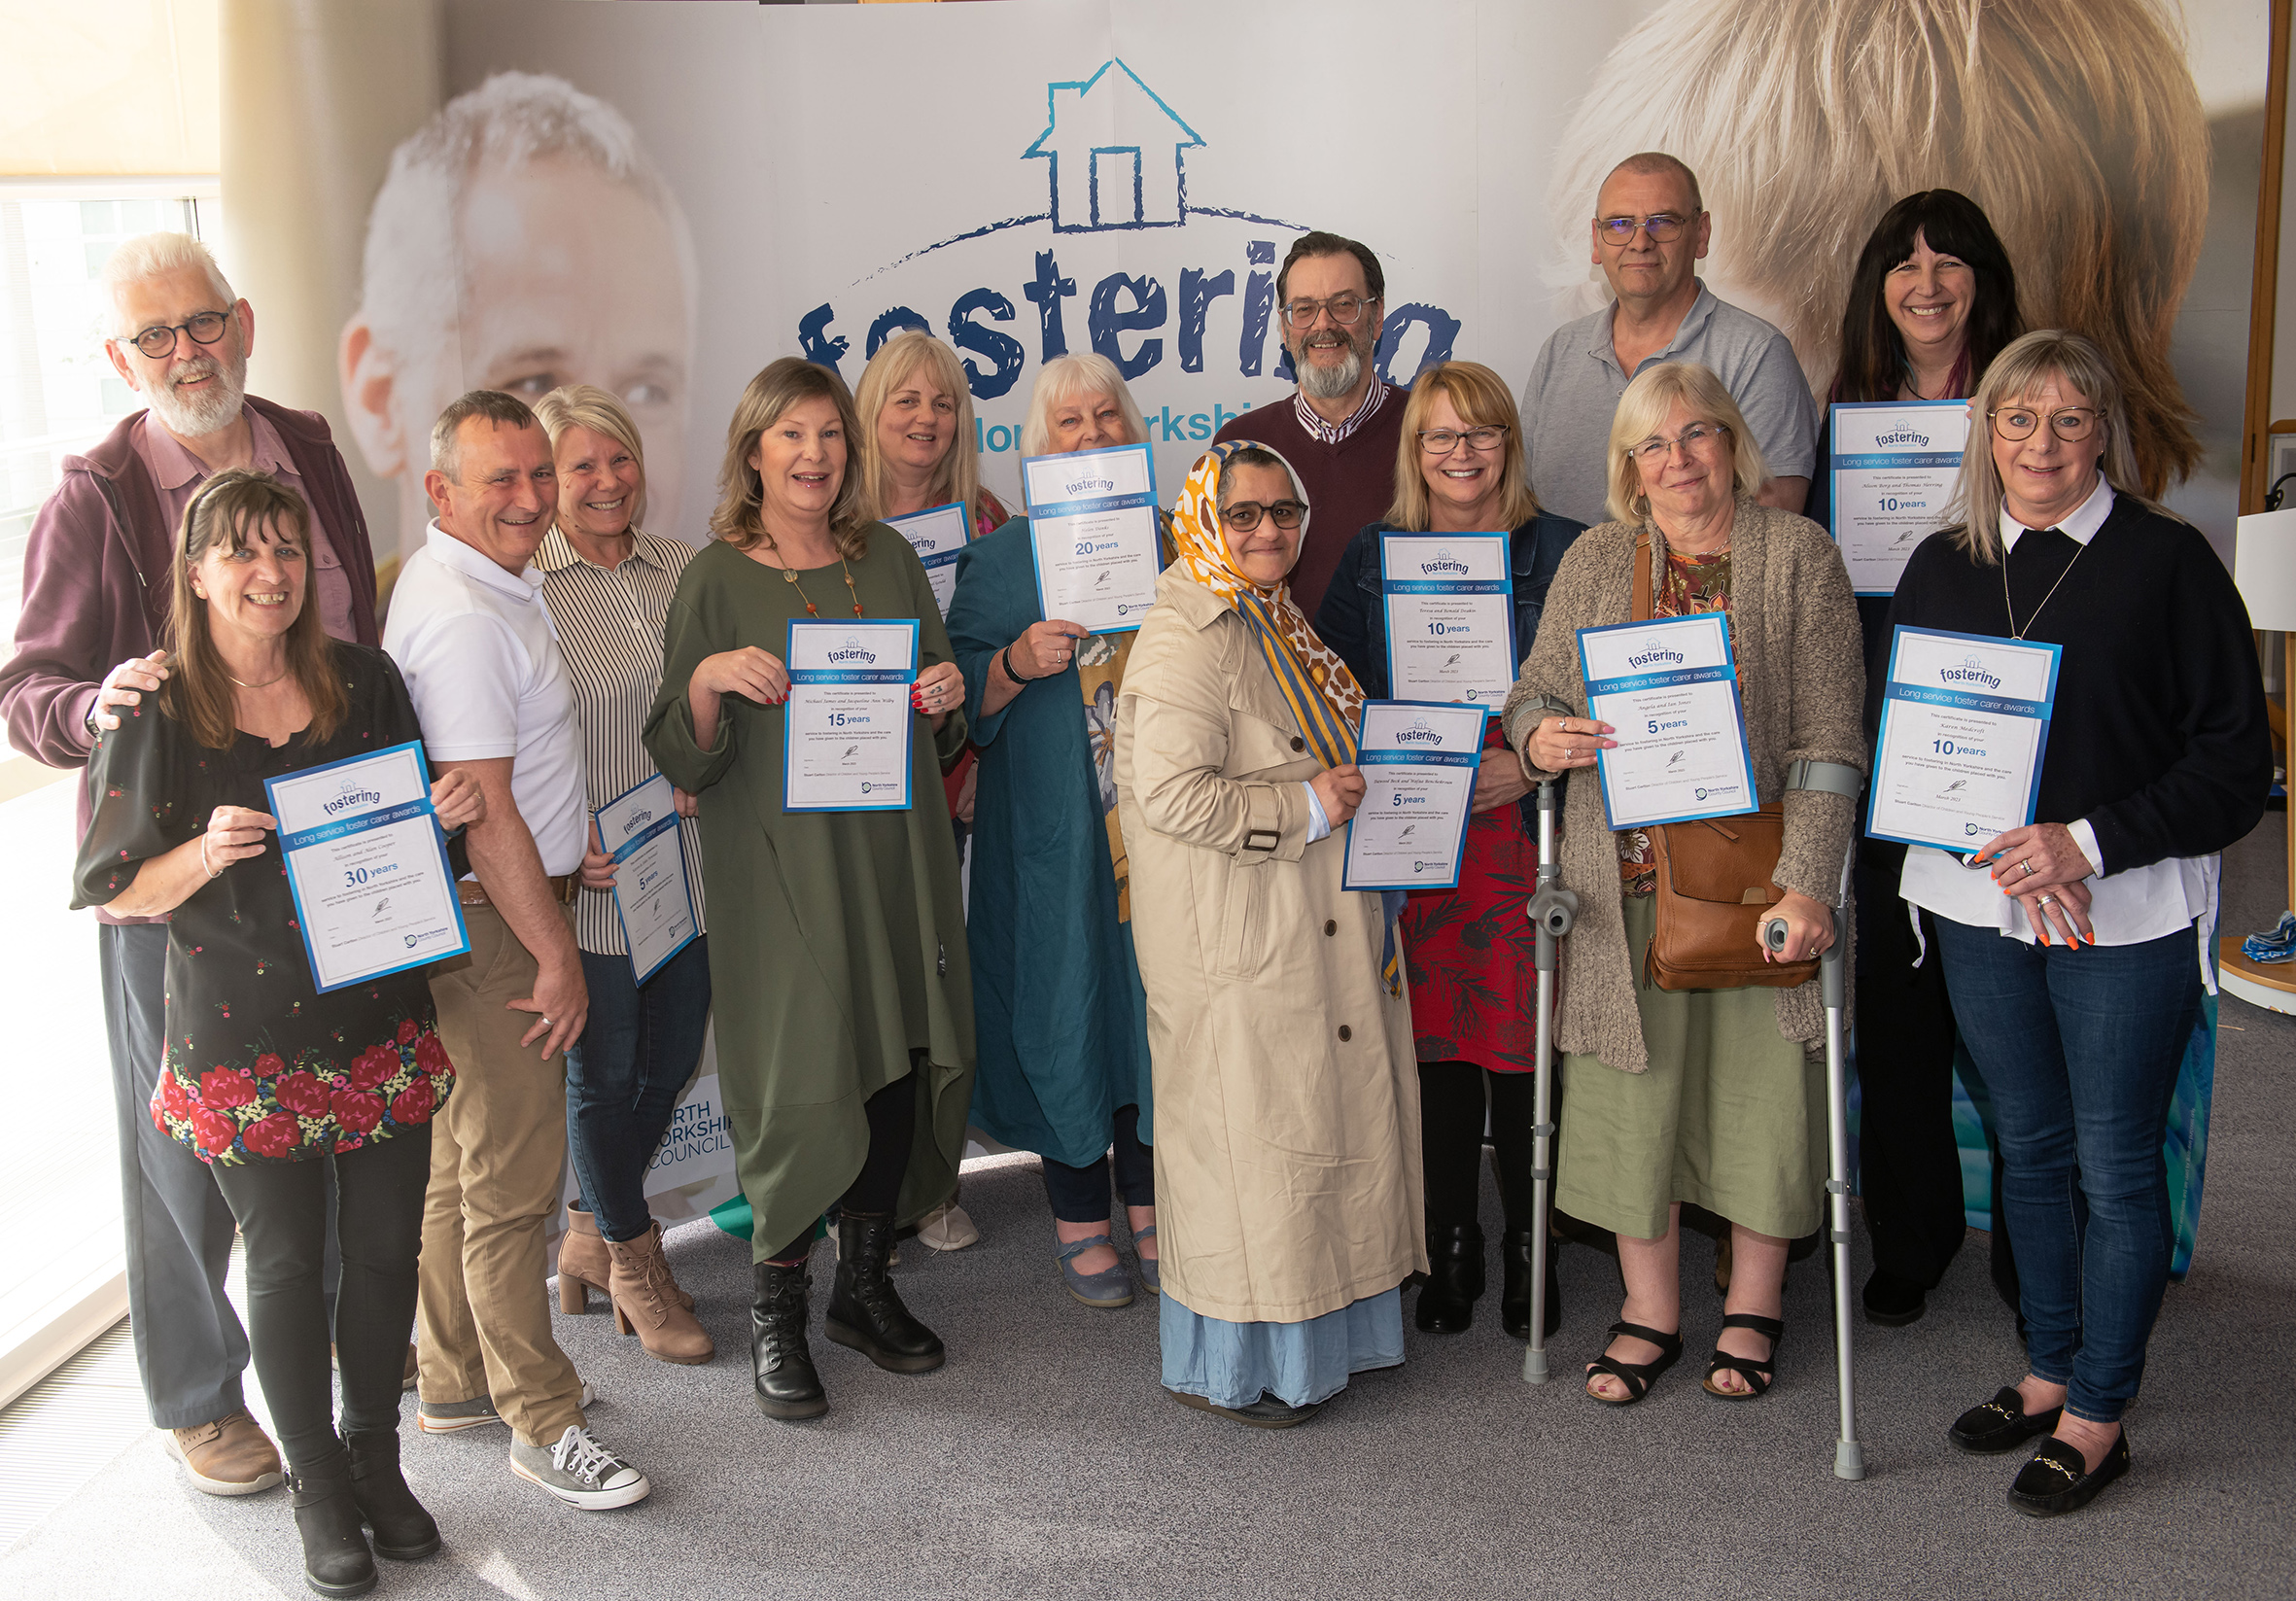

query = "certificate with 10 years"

[
  {"left": 1866, "top": 625, "right": 2059, "bottom": 853},
  {"left": 1828, "top": 400, "right": 1969, "bottom": 596},
  {"left": 265, "top": 740, "right": 469, "bottom": 993},
  {"left": 783, "top": 620, "right": 919, "bottom": 813},
  {"left": 1379, "top": 533, "right": 1516, "bottom": 706},
  {"left": 1577, "top": 612, "right": 1757, "bottom": 829}
]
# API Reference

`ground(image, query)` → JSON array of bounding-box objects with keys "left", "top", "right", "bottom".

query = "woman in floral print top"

[{"left": 69, "top": 470, "right": 479, "bottom": 1587}]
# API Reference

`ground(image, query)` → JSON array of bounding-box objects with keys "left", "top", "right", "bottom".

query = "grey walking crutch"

[{"left": 1521, "top": 778, "right": 1577, "bottom": 1384}]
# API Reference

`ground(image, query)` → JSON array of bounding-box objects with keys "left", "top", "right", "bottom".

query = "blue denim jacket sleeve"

[{"left": 1316, "top": 522, "right": 1389, "bottom": 698}]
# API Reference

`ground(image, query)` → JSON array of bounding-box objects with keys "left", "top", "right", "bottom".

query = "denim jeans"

[
  {"left": 567, "top": 936, "right": 713, "bottom": 1242},
  {"left": 1931, "top": 917, "right": 2200, "bottom": 1424}
]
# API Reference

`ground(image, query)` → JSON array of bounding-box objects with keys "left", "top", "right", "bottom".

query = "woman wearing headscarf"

[
  {"left": 946, "top": 354, "right": 1165, "bottom": 1308},
  {"left": 1116, "top": 440, "right": 1422, "bottom": 1429}
]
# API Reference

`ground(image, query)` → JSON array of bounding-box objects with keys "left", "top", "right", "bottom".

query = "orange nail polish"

[{"left": 2036, "top": 929, "right": 2051, "bottom": 947}]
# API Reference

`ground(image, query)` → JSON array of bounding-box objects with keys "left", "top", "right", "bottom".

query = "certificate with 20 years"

[
  {"left": 1867, "top": 625, "right": 2060, "bottom": 853},
  {"left": 1577, "top": 612, "right": 1757, "bottom": 830},
  {"left": 783, "top": 619, "right": 920, "bottom": 813},
  {"left": 1021, "top": 442, "right": 1163, "bottom": 634},
  {"left": 265, "top": 741, "right": 469, "bottom": 993}
]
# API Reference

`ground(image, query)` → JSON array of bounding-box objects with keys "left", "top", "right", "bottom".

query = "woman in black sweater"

[{"left": 1883, "top": 332, "right": 2270, "bottom": 1517}]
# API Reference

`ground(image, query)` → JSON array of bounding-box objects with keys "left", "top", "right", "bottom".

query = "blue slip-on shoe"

[
  {"left": 1132, "top": 1225, "right": 1160, "bottom": 1295},
  {"left": 1056, "top": 1234, "right": 1134, "bottom": 1308},
  {"left": 2242, "top": 910, "right": 2296, "bottom": 963}
]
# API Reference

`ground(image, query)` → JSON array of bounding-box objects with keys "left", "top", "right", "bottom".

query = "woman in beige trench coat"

[{"left": 1115, "top": 441, "right": 1424, "bottom": 1430}]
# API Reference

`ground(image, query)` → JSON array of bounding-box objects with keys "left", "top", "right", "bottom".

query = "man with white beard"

[
  {"left": 1214, "top": 232, "right": 1406, "bottom": 617},
  {"left": 0, "top": 233, "right": 382, "bottom": 1497}
]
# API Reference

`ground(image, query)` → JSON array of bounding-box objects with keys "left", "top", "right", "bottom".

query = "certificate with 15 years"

[
  {"left": 1828, "top": 400, "right": 1969, "bottom": 596},
  {"left": 595, "top": 772, "right": 697, "bottom": 985},
  {"left": 1577, "top": 612, "right": 1757, "bottom": 829},
  {"left": 783, "top": 619, "right": 919, "bottom": 813},
  {"left": 265, "top": 741, "right": 469, "bottom": 993},
  {"left": 1379, "top": 533, "right": 1516, "bottom": 706},
  {"left": 1866, "top": 625, "right": 2060, "bottom": 853},
  {"left": 885, "top": 501, "right": 968, "bottom": 619},
  {"left": 1022, "top": 442, "right": 1162, "bottom": 634},
  {"left": 1341, "top": 701, "right": 1489, "bottom": 892}
]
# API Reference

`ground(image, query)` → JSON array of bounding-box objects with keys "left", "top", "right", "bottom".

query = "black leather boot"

[
  {"left": 290, "top": 1455, "right": 377, "bottom": 1598},
  {"left": 1414, "top": 1223, "right": 1485, "bottom": 1334},
  {"left": 825, "top": 1211, "right": 946, "bottom": 1373},
  {"left": 751, "top": 1260, "right": 828, "bottom": 1419},
  {"left": 344, "top": 1429, "right": 439, "bottom": 1560},
  {"left": 1500, "top": 1228, "right": 1563, "bottom": 1340}
]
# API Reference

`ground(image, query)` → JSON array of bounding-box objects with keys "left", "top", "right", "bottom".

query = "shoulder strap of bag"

[{"left": 1632, "top": 533, "right": 1652, "bottom": 621}]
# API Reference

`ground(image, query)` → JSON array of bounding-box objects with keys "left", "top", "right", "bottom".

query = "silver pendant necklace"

[{"left": 2002, "top": 530, "right": 2089, "bottom": 640}]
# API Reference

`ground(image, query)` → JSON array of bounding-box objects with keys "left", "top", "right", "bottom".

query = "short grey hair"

[
  {"left": 355, "top": 71, "right": 696, "bottom": 368},
  {"left": 431, "top": 390, "right": 541, "bottom": 482},
  {"left": 1018, "top": 353, "right": 1148, "bottom": 457},
  {"left": 99, "top": 232, "right": 235, "bottom": 338}
]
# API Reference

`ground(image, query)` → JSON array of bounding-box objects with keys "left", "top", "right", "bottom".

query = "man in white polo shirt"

[{"left": 383, "top": 391, "right": 650, "bottom": 1510}]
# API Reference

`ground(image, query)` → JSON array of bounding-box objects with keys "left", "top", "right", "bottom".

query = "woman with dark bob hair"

[{"left": 74, "top": 470, "right": 482, "bottom": 1594}]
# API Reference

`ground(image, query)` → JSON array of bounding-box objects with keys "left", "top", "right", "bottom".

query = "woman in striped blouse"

[{"left": 533, "top": 384, "right": 714, "bottom": 1367}]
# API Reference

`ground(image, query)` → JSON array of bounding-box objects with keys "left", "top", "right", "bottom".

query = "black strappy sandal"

[
  {"left": 1583, "top": 1320, "right": 1684, "bottom": 1408},
  {"left": 1702, "top": 1311, "right": 1784, "bottom": 1399}
]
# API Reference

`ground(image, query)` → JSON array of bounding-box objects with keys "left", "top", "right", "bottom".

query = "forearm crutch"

[{"left": 1521, "top": 778, "right": 1577, "bottom": 1385}]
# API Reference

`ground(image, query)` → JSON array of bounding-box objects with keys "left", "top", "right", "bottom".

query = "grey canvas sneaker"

[
  {"left": 508, "top": 1425, "right": 650, "bottom": 1510},
  {"left": 417, "top": 1381, "right": 593, "bottom": 1434}
]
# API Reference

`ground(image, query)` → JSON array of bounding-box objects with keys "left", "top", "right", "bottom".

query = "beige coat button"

[
  {"left": 1290, "top": 736, "right": 1305, "bottom": 751},
  {"left": 1323, "top": 920, "right": 1337, "bottom": 936},
  {"left": 1337, "top": 1025, "right": 1352, "bottom": 1042}
]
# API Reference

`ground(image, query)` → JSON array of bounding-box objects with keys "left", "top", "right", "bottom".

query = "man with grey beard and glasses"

[
  {"left": 0, "top": 232, "right": 381, "bottom": 1499},
  {"left": 1214, "top": 231, "right": 1406, "bottom": 616}
]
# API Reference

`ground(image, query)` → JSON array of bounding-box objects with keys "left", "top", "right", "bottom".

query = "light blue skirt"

[{"left": 1160, "top": 1287, "right": 1405, "bottom": 1410}]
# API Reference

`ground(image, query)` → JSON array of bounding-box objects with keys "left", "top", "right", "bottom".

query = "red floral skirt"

[
  {"left": 153, "top": 1016, "right": 455, "bottom": 1166},
  {"left": 1399, "top": 788, "right": 1539, "bottom": 1073}
]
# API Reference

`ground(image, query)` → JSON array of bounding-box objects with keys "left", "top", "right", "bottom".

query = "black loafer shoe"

[
  {"left": 1861, "top": 1268, "right": 1928, "bottom": 1327},
  {"left": 1947, "top": 1386, "right": 2062, "bottom": 1454},
  {"left": 1166, "top": 1387, "right": 1322, "bottom": 1430},
  {"left": 2007, "top": 1433, "right": 2129, "bottom": 1517}
]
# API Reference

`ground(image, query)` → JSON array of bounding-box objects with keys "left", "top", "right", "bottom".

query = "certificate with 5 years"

[
  {"left": 1866, "top": 626, "right": 2060, "bottom": 853},
  {"left": 1577, "top": 612, "right": 1757, "bottom": 829},
  {"left": 1341, "top": 701, "right": 1489, "bottom": 892},
  {"left": 783, "top": 620, "right": 919, "bottom": 813},
  {"left": 595, "top": 772, "right": 698, "bottom": 985},
  {"left": 265, "top": 741, "right": 469, "bottom": 992}
]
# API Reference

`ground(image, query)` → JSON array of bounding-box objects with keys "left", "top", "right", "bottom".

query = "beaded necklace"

[{"left": 759, "top": 526, "right": 862, "bottom": 617}]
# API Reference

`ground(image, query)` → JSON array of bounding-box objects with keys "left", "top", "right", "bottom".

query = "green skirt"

[{"left": 1556, "top": 894, "right": 1826, "bottom": 1240}]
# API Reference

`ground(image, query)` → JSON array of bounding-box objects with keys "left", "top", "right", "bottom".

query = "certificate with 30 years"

[
  {"left": 1341, "top": 701, "right": 1488, "bottom": 892},
  {"left": 1828, "top": 400, "right": 1970, "bottom": 595},
  {"left": 1379, "top": 533, "right": 1516, "bottom": 706},
  {"left": 783, "top": 619, "right": 919, "bottom": 813},
  {"left": 265, "top": 741, "right": 469, "bottom": 993},
  {"left": 1867, "top": 626, "right": 2060, "bottom": 853},
  {"left": 1578, "top": 612, "right": 1757, "bottom": 829},
  {"left": 1022, "top": 442, "right": 1162, "bottom": 634},
  {"left": 595, "top": 772, "right": 697, "bottom": 985}
]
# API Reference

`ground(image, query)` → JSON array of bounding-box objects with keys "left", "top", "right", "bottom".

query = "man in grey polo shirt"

[
  {"left": 1520, "top": 152, "right": 1816, "bottom": 528},
  {"left": 384, "top": 390, "right": 651, "bottom": 1511}
]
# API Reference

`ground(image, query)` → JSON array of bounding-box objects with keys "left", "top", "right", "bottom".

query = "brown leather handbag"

[{"left": 1629, "top": 535, "right": 1816, "bottom": 992}]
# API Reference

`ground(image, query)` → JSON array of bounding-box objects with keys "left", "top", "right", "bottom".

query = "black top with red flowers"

[{"left": 72, "top": 643, "right": 455, "bottom": 1166}]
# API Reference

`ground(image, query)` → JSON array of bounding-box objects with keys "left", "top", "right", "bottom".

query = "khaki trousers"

[{"left": 417, "top": 903, "right": 585, "bottom": 1446}]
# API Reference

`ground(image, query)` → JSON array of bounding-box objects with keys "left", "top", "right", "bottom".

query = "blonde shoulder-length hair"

[
  {"left": 1945, "top": 329, "right": 2154, "bottom": 566},
  {"left": 852, "top": 330, "right": 985, "bottom": 524},
  {"left": 709, "top": 358, "right": 872, "bottom": 562},
  {"left": 1604, "top": 362, "right": 1769, "bottom": 525},
  {"left": 1019, "top": 353, "right": 1147, "bottom": 459},
  {"left": 533, "top": 383, "right": 649, "bottom": 532},
  {"left": 1386, "top": 362, "right": 1540, "bottom": 532}
]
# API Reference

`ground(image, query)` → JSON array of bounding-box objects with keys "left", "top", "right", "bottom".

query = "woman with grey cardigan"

[{"left": 1502, "top": 362, "right": 1864, "bottom": 1408}]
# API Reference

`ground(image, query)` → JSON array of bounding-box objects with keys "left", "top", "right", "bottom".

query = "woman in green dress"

[{"left": 644, "top": 358, "right": 974, "bottom": 1422}]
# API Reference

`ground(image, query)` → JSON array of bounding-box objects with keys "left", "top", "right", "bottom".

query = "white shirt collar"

[
  {"left": 1999, "top": 474, "right": 2114, "bottom": 553},
  {"left": 425, "top": 521, "right": 544, "bottom": 602}
]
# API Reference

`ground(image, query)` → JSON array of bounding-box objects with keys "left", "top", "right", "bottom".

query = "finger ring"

[
  {"left": 2023, "top": 859, "right": 2036, "bottom": 877},
  {"left": 2036, "top": 893, "right": 2056, "bottom": 907},
  {"left": 541, "top": 1017, "right": 553, "bottom": 1028}
]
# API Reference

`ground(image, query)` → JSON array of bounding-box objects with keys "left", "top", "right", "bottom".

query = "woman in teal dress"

[{"left": 946, "top": 354, "right": 1163, "bottom": 1308}]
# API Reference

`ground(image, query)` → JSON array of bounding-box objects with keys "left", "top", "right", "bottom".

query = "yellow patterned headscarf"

[{"left": 1169, "top": 441, "right": 1364, "bottom": 766}]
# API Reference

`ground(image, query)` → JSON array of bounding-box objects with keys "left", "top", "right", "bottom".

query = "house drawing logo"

[{"left": 1024, "top": 59, "right": 1204, "bottom": 233}]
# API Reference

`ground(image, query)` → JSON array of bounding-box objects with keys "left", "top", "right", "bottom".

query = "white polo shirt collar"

[{"left": 1999, "top": 474, "right": 2114, "bottom": 554}]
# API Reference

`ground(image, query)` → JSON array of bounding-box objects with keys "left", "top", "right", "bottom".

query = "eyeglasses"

[
  {"left": 1419, "top": 425, "right": 1509, "bottom": 455},
  {"left": 1597, "top": 213, "right": 1690, "bottom": 246},
  {"left": 1627, "top": 422, "right": 1729, "bottom": 464},
  {"left": 1988, "top": 405, "right": 2099, "bottom": 443},
  {"left": 122, "top": 308, "right": 233, "bottom": 361},
  {"left": 1220, "top": 500, "right": 1306, "bottom": 533},
  {"left": 1279, "top": 295, "right": 1375, "bottom": 331}
]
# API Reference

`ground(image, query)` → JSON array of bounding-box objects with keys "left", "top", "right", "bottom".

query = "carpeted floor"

[{"left": 5, "top": 818, "right": 2290, "bottom": 1601}]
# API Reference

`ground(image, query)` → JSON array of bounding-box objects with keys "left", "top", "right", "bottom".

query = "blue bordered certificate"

[
  {"left": 595, "top": 772, "right": 697, "bottom": 985},
  {"left": 1577, "top": 613, "right": 1757, "bottom": 829},
  {"left": 264, "top": 740, "right": 469, "bottom": 993},
  {"left": 885, "top": 501, "right": 969, "bottom": 620},
  {"left": 1866, "top": 626, "right": 2060, "bottom": 853},
  {"left": 1828, "top": 400, "right": 1970, "bottom": 595},
  {"left": 1340, "top": 700, "right": 1488, "bottom": 891},
  {"left": 1021, "top": 442, "right": 1162, "bottom": 634},
  {"left": 783, "top": 619, "right": 919, "bottom": 813},
  {"left": 1378, "top": 533, "right": 1516, "bottom": 706}
]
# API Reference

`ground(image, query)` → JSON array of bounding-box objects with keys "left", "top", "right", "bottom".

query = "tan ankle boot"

[
  {"left": 557, "top": 1204, "right": 612, "bottom": 1313},
  {"left": 607, "top": 1221, "right": 714, "bottom": 1365}
]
